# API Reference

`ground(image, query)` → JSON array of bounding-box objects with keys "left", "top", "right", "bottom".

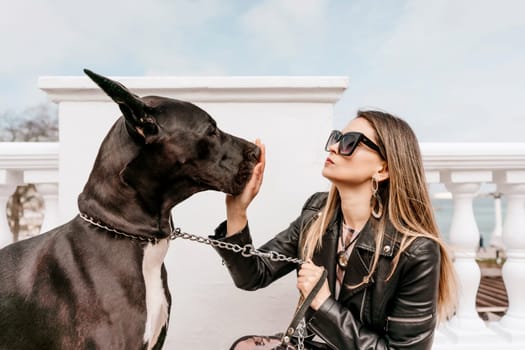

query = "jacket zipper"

[
  {"left": 385, "top": 314, "right": 433, "bottom": 332},
  {"left": 387, "top": 314, "right": 433, "bottom": 323}
]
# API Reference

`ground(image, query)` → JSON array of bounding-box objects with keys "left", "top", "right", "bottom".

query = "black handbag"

[{"left": 230, "top": 269, "right": 329, "bottom": 350}]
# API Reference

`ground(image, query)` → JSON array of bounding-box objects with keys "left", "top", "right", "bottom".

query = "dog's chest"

[{"left": 142, "top": 240, "right": 170, "bottom": 349}]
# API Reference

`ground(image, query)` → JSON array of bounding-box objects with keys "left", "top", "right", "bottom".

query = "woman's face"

[{"left": 322, "top": 117, "right": 387, "bottom": 188}]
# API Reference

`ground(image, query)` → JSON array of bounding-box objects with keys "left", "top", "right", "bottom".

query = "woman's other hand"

[
  {"left": 226, "top": 139, "right": 266, "bottom": 236},
  {"left": 297, "top": 261, "right": 331, "bottom": 310}
]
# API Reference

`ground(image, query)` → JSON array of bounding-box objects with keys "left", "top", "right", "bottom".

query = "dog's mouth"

[{"left": 190, "top": 143, "right": 260, "bottom": 196}]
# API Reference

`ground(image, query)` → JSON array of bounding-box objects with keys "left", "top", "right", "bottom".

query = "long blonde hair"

[{"left": 301, "top": 110, "right": 457, "bottom": 323}]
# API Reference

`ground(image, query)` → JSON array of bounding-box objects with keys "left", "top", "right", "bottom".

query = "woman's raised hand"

[{"left": 226, "top": 139, "right": 266, "bottom": 236}]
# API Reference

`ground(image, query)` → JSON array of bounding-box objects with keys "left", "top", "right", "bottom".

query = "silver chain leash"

[
  {"left": 170, "top": 228, "right": 305, "bottom": 265},
  {"left": 79, "top": 212, "right": 304, "bottom": 264},
  {"left": 296, "top": 318, "right": 306, "bottom": 350}
]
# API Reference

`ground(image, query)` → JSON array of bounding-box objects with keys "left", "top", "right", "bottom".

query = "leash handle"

[{"left": 281, "top": 268, "right": 328, "bottom": 345}]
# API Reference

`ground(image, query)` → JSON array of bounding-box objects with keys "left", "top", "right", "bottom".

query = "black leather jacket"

[{"left": 212, "top": 192, "right": 440, "bottom": 350}]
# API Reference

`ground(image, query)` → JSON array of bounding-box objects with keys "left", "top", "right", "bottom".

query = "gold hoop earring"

[{"left": 371, "top": 176, "right": 383, "bottom": 219}]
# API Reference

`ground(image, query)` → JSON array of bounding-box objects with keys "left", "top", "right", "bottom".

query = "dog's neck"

[
  {"left": 78, "top": 175, "right": 201, "bottom": 240},
  {"left": 77, "top": 120, "right": 174, "bottom": 239}
]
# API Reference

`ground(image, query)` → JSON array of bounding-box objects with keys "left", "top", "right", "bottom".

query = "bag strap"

[{"left": 281, "top": 268, "right": 328, "bottom": 345}]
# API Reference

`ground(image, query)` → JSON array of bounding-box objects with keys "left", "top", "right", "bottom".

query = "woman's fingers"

[
  {"left": 251, "top": 139, "right": 266, "bottom": 192},
  {"left": 225, "top": 139, "right": 266, "bottom": 235},
  {"left": 241, "top": 139, "right": 266, "bottom": 199},
  {"left": 297, "top": 262, "right": 331, "bottom": 309},
  {"left": 226, "top": 139, "right": 266, "bottom": 206},
  {"left": 297, "top": 262, "right": 324, "bottom": 295}
]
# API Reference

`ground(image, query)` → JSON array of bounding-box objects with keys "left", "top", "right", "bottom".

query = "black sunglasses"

[{"left": 325, "top": 130, "right": 382, "bottom": 157}]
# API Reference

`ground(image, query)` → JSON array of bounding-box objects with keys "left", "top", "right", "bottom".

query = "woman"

[{"left": 211, "top": 110, "right": 458, "bottom": 349}]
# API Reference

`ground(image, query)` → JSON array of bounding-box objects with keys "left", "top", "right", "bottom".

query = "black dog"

[{"left": 0, "top": 69, "right": 260, "bottom": 349}]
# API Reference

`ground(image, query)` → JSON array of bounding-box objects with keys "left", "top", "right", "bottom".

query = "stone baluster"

[
  {"left": 444, "top": 171, "right": 498, "bottom": 342},
  {"left": 25, "top": 170, "right": 60, "bottom": 235},
  {"left": 0, "top": 186, "right": 17, "bottom": 248},
  {"left": 489, "top": 192, "right": 504, "bottom": 249},
  {"left": 494, "top": 171, "right": 525, "bottom": 341},
  {"left": 0, "top": 170, "right": 23, "bottom": 248},
  {"left": 35, "top": 183, "right": 59, "bottom": 233}
]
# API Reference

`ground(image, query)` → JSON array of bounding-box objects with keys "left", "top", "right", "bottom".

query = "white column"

[
  {"left": 494, "top": 170, "right": 525, "bottom": 341},
  {"left": 444, "top": 170, "right": 498, "bottom": 342}
]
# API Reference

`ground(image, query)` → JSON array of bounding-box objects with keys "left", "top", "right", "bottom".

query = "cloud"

[
  {"left": 239, "top": 0, "right": 329, "bottom": 58},
  {"left": 0, "top": 1, "right": 73, "bottom": 76},
  {"left": 336, "top": 0, "right": 525, "bottom": 141},
  {"left": 16, "top": 0, "right": 233, "bottom": 72},
  {"left": 379, "top": 0, "right": 524, "bottom": 69},
  {"left": 2, "top": 0, "right": 524, "bottom": 142},
  {"left": 0, "top": 0, "right": 234, "bottom": 109}
]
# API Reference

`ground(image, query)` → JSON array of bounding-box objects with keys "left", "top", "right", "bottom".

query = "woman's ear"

[{"left": 377, "top": 162, "right": 389, "bottom": 182}]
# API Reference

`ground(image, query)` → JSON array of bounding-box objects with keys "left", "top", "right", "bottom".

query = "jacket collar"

[
  {"left": 312, "top": 208, "right": 400, "bottom": 301},
  {"left": 355, "top": 219, "right": 399, "bottom": 258},
  {"left": 322, "top": 208, "right": 400, "bottom": 259}
]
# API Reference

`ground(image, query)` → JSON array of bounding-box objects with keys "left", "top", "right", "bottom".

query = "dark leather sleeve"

[
  {"left": 210, "top": 193, "right": 322, "bottom": 290},
  {"left": 307, "top": 237, "right": 440, "bottom": 350},
  {"left": 210, "top": 219, "right": 299, "bottom": 290}
]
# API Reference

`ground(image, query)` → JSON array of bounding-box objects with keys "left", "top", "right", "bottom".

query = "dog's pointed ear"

[{"left": 84, "top": 69, "right": 158, "bottom": 139}]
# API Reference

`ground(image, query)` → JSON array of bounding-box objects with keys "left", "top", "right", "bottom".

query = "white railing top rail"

[
  {"left": 38, "top": 76, "right": 350, "bottom": 103},
  {"left": 421, "top": 143, "right": 525, "bottom": 170},
  {"left": 2, "top": 142, "right": 525, "bottom": 173},
  {"left": 0, "top": 142, "right": 59, "bottom": 170}
]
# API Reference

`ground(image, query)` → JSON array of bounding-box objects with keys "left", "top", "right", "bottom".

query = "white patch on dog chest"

[{"left": 142, "top": 240, "right": 169, "bottom": 349}]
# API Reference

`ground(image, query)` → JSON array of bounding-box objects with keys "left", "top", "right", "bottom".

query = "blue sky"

[{"left": 1, "top": 0, "right": 524, "bottom": 141}]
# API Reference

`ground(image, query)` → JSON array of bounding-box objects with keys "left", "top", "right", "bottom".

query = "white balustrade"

[
  {"left": 0, "top": 142, "right": 59, "bottom": 246},
  {"left": 494, "top": 171, "right": 525, "bottom": 342},
  {"left": 0, "top": 78, "right": 524, "bottom": 349},
  {"left": 444, "top": 178, "right": 499, "bottom": 342}
]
